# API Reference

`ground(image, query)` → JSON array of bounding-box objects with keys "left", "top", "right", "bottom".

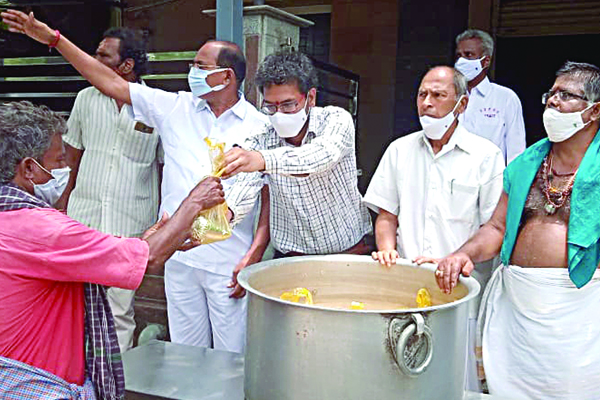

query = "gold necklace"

[{"left": 541, "top": 153, "right": 578, "bottom": 215}]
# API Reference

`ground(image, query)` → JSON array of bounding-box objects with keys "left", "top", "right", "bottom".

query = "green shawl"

[{"left": 501, "top": 129, "right": 600, "bottom": 288}]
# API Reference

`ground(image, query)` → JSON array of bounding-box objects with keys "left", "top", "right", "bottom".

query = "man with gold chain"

[{"left": 430, "top": 61, "right": 600, "bottom": 399}]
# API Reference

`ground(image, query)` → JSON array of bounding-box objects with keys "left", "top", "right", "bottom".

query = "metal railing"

[{"left": 1, "top": 51, "right": 360, "bottom": 123}]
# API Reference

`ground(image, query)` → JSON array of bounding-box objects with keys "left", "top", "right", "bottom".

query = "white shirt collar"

[
  {"left": 419, "top": 123, "right": 474, "bottom": 157},
  {"left": 193, "top": 90, "right": 248, "bottom": 120},
  {"left": 472, "top": 76, "right": 491, "bottom": 97}
]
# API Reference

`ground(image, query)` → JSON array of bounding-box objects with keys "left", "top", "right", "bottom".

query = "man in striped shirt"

[
  {"left": 57, "top": 27, "right": 162, "bottom": 352},
  {"left": 222, "top": 52, "right": 373, "bottom": 256}
]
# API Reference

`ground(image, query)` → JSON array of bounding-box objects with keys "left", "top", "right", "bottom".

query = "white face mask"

[
  {"left": 30, "top": 159, "right": 70, "bottom": 206},
  {"left": 268, "top": 100, "right": 310, "bottom": 139},
  {"left": 454, "top": 57, "right": 486, "bottom": 81},
  {"left": 419, "top": 96, "right": 464, "bottom": 140},
  {"left": 187, "top": 67, "right": 229, "bottom": 98},
  {"left": 543, "top": 104, "right": 596, "bottom": 143}
]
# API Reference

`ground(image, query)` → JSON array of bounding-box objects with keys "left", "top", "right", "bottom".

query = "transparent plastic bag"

[
  {"left": 190, "top": 138, "right": 232, "bottom": 244},
  {"left": 280, "top": 287, "right": 314, "bottom": 305}
]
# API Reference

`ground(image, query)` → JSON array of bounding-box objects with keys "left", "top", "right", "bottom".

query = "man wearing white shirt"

[
  {"left": 365, "top": 66, "right": 504, "bottom": 265},
  {"left": 454, "top": 29, "right": 526, "bottom": 164},
  {"left": 127, "top": 42, "right": 270, "bottom": 353},
  {"left": 5, "top": 10, "right": 271, "bottom": 353},
  {"left": 364, "top": 66, "right": 504, "bottom": 393}
]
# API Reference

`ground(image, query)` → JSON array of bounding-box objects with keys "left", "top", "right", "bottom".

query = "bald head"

[
  {"left": 417, "top": 65, "right": 468, "bottom": 119},
  {"left": 422, "top": 66, "right": 467, "bottom": 100},
  {"left": 198, "top": 40, "right": 246, "bottom": 88}
]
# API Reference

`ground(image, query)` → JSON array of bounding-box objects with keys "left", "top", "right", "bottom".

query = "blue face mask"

[{"left": 187, "top": 67, "right": 229, "bottom": 98}]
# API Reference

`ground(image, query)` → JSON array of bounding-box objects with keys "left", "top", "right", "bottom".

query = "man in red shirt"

[{"left": 0, "top": 101, "right": 224, "bottom": 399}]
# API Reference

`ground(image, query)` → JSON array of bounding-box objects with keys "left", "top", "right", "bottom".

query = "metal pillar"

[
  {"left": 216, "top": 0, "right": 243, "bottom": 48},
  {"left": 109, "top": 0, "right": 123, "bottom": 27}
]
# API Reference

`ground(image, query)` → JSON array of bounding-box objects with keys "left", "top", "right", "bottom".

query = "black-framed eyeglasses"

[
  {"left": 260, "top": 97, "right": 306, "bottom": 116},
  {"left": 542, "top": 89, "right": 588, "bottom": 105}
]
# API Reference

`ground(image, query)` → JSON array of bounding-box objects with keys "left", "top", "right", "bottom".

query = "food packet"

[
  {"left": 190, "top": 138, "right": 232, "bottom": 244},
  {"left": 350, "top": 301, "right": 365, "bottom": 310},
  {"left": 280, "top": 288, "right": 314, "bottom": 305},
  {"left": 415, "top": 288, "right": 432, "bottom": 308}
]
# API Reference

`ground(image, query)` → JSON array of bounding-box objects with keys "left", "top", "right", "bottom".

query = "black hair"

[
  {"left": 255, "top": 51, "right": 318, "bottom": 94},
  {"left": 103, "top": 27, "right": 149, "bottom": 78}
]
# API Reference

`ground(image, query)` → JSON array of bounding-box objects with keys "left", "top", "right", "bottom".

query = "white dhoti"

[
  {"left": 465, "top": 258, "right": 497, "bottom": 392},
  {"left": 478, "top": 264, "right": 600, "bottom": 400}
]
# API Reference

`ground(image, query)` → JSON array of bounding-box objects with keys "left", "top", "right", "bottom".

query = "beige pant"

[{"left": 107, "top": 287, "right": 136, "bottom": 352}]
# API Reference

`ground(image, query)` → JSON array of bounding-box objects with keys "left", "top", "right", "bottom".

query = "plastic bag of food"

[
  {"left": 190, "top": 138, "right": 232, "bottom": 244},
  {"left": 415, "top": 288, "right": 432, "bottom": 308},
  {"left": 280, "top": 288, "right": 314, "bottom": 305}
]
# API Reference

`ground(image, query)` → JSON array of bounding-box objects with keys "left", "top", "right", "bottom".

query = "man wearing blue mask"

[
  {"left": 431, "top": 61, "right": 600, "bottom": 399},
  {"left": 455, "top": 29, "right": 526, "bottom": 165},
  {"left": 221, "top": 51, "right": 373, "bottom": 258},
  {"left": 1, "top": 9, "right": 270, "bottom": 354}
]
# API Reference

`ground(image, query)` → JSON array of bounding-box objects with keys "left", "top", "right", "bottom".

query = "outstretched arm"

[
  {"left": 2, "top": 9, "right": 131, "bottom": 104},
  {"left": 143, "top": 177, "right": 225, "bottom": 274}
]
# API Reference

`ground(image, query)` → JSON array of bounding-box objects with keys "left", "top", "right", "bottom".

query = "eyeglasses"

[
  {"left": 542, "top": 89, "right": 588, "bottom": 105},
  {"left": 260, "top": 97, "right": 306, "bottom": 116},
  {"left": 188, "top": 62, "right": 225, "bottom": 70}
]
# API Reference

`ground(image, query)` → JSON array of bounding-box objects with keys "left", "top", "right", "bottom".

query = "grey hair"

[
  {"left": 0, "top": 101, "right": 66, "bottom": 183},
  {"left": 456, "top": 29, "right": 494, "bottom": 57},
  {"left": 453, "top": 69, "right": 468, "bottom": 99},
  {"left": 255, "top": 51, "right": 319, "bottom": 94},
  {"left": 556, "top": 61, "right": 600, "bottom": 103}
]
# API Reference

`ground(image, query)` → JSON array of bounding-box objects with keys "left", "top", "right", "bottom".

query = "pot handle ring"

[{"left": 392, "top": 313, "right": 433, "bottom": 376}]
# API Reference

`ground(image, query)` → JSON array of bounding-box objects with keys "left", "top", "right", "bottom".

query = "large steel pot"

[{"left": 238, "top": 255, "right": 480, "bottom": 400}]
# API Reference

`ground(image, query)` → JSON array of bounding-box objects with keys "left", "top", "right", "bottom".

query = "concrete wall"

[
  {"left": 329, "top": 0, "right": 399, "bottom": 192},
  {"left": 393, "top": 0, "right": 469, "bottom": 145},
  {"left": 123, "top": 0, "right": 216, "bottom": 52}
]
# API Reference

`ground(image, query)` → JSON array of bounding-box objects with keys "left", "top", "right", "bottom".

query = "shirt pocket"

[
  {"left": 121, "top": 128, "right": 159, "bottom": 164},
  {"left": 448, "top": 181, "right": 479, "bottom": 223}
]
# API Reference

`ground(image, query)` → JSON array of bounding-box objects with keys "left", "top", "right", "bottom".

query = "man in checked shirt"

[{"left": 222, "top": 51, "right": 373, "bottom": 259}]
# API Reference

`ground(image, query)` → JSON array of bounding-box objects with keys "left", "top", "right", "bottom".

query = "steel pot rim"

[{"left": 238, "top": 254, "right": 480, "bottom": 314}]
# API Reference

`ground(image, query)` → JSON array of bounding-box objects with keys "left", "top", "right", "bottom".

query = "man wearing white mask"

[
  {"left": 364, "top": 66, "right": 504, "bottom": 393},
  {"left": 431, "top": 61, "right": 600, "bottom": 399},
  {"left": 56, "top": 27, "right": 162, "bottom": 354},
  {"left": 0, "top": 100, "right": 226, "bottom": 399},
  {"left": 222, "top": 51, "right": 373, "bottom": 257},
  {"left": 365, "top": 66, "right": 504, "bottom": 267},
  {"left": 455, "top": 29, "right": 526, "bottom": 164},
  {"left": 1, "top": 9, "right": 271, "bottom": 353}
]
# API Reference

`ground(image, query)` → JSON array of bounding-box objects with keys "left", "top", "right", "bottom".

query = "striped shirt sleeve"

[{"left": 64, "top": 91, "right": 85, "bottom": 150}]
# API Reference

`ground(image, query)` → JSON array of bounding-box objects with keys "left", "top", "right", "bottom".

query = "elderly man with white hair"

[
  {"left": 365, "top": 66, "right": 504, "bottom": 269},
  {"left": 455, "top": 29, "right": 526, "bottom": 164},
  {"left": 364, "top": 66, "right": 505, "bottom": 394}
]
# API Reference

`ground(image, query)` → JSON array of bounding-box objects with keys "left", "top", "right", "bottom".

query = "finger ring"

[{"left": 435, "top": 269, "right": 444, "bottom": 277}]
